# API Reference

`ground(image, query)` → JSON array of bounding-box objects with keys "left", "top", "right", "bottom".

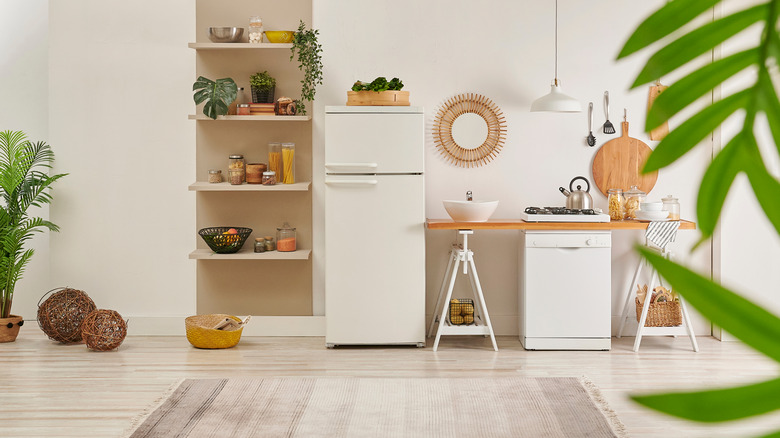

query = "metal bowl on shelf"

[{"left": 208, "top": 27, "right": 244, "bottom": 43}]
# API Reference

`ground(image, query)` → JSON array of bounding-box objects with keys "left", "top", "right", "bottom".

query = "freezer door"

[
  {"left": 325, "top": 113, "right": 424, "bottom": 173},
  {"left": 325, "top": 174, "right": 425, "bottom": 345}
]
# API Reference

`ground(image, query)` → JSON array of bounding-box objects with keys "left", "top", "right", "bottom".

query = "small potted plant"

[
  {"left": 0, "top": 130, "right": 67, "bottom": 342},
  {"left": 249, "top": 71, "right": 276, "bottom": 103}
]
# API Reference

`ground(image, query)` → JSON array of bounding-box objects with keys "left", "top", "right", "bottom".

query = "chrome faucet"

[{"left": 466, "top": 191, "right": 473, "bottom": 201}]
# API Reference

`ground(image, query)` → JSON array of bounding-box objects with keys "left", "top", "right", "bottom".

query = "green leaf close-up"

[
  {"left": 192, "top": 76, "right": 237, "bottom": 120},
  {"left": 620, "top": 0, "right": 780, "bottom": 435}
]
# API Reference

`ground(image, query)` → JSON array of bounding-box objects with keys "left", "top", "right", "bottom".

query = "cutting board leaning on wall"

[{"left": 591, "top": 118, "right": 658, "bottom": 196}]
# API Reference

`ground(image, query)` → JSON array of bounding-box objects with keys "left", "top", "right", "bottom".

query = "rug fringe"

[
  {"left": 121, "top": 379, "right": 186, "bottom": 438},
  {"left": 580, "top": 376, "right": 629, "bottom": 438}
]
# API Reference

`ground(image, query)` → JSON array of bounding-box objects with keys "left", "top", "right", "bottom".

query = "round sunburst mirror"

[{"left": 433, "top": 93, "right": 507, "bottom": 167}]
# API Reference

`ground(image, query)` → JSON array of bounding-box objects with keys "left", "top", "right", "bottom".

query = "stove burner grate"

[{"left": 525, "top": 206, "right": 597, "bottom": 215}]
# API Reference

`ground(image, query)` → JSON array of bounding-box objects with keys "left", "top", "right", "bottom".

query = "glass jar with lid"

[
  {"left": 662, "top": 195, "right": 681, "bottom": 220},
  {"left": 208, "top": 169, "right": 222, "bottom": 184},
  {"left": 268, "top": 143, "right": 282, "bottom": 181},
  {"left": 229, "top": 154, "right": 245, "bottom": 182},
  {"left": 623, "top": 185, "right": 646, "bottom": 220},
  {"left": 281, "top": 143, "right": 295, "bottom": 184},
  {"left": 261, "top": 170, "right": 276, "bottom": 185},
  {"left": 276, "top": 222, "right": 296, "bottom": 252},
  {"left": 254, "top": 237, "right": 266, "bottom": 253},
  {"left": 248, "top": 16, "right": 263, "bottom": 43},
  {"left": 607, "top": 188, "right": 625, "bottom": 221},
  {"left": 264, "top": 235, "right": 275, "bottom": 251}
]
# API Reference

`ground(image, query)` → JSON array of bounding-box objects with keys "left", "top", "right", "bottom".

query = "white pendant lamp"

[{"left": 530, "top": 0, "right": 582, "bottom": 113}]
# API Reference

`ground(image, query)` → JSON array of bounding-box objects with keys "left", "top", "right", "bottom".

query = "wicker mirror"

[{"left": 433, "top": 93, "right": 506, "bottom": 167}]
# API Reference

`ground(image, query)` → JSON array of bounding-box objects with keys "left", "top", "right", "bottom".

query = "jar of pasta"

[
  {"left": 623, "top": 185, "right": 646, "bottom": 220},
  {"left": 229, "top": 154, "right": 245, "bottom": 183},
  {"left": 268, "top": 143, "right": 282, "bottom": 181},
  {"left": 281, "top": 143, "right": 295, "bottom": 184},
  {"left": 607, "top": 188, "right": 625, "bottom": 221},
  {"left": 276, "top": 222, "right": 296, "bottom": 252}
]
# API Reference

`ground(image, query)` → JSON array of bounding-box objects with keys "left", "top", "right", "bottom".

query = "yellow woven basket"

[{"left": 185, "top": 314, "right": 244, "bottom": 349}]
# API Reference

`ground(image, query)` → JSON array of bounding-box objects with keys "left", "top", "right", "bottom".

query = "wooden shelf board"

[
  {"left": 189, "top": 181, "right": 311, "bottom": 192},
  {"left": 188, "top": 42, "right": 293, "bottom": 49},
  {"left": 189, "top": 114, "right": 311, "bottom": 121},
  {"left": 189, "top": 249, "right": 311, "bottom": 260},
  {"left": 426, "top": 219, "right": 696, "bottom": 231}
]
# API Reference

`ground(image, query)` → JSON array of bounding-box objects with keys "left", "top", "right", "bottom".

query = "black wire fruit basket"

[{"left": 198, "top": 227, "right": 253, "bottom": 254}]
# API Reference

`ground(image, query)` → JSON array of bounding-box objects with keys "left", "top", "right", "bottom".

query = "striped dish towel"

[{"left": 645, "top": 220, "right": 680, "bottom": 249}]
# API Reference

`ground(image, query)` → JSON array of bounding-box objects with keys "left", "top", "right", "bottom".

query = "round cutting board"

[{"left": 592, "top": 121, "right": 658, "bottom": 196}]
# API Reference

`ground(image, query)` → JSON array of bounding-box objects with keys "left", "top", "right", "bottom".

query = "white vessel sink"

[{"left": 443, "top": 200, "right": 499, "bottom": 222}]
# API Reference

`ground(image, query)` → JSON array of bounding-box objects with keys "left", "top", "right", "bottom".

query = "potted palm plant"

[{"left": 0, "top": 130, "right": 66, "bottom": 342}]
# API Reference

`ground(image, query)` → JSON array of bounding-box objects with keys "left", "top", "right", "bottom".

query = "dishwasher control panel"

[{"left": 523, "top": 232, "right": 611, "bottom": 248}]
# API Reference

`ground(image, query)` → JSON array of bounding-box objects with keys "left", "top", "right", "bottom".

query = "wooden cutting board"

[{"left": 592, "top": 120, "right": 658, "bottom": 196}]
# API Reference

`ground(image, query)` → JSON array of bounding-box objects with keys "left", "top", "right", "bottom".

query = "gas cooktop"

[{"left": 521, "top": 206, "right": 611, "bottom": 223}]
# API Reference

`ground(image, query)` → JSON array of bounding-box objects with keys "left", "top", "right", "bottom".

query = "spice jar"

[
  {"left": 264, "top": 236, "right": 275, "bottom": 251},
  {"left": 607, "top": 188, "right": 625, "bottom": 221},
  {"left": 254, "top": 237, "right": 266, "bottom": 253},
  {"left": 268, "top": 143, "right": 282, "bottom": 181},
  {"left": 246, "top": 163, "right": 267, "bottom": 184},
  {"left": 281, "top": 143, "right": 295, "bottom": 184},
  {"left": 229, "top": 154, "right": 245, "bottom": 182},
  {"left": 248, "top": 16, "right": 263, "bottom": 43},
  {"left": 208, "top": 169, "right": 222, "bottom": 184},
  {"left": 623, "top": 185, "right": 646, "bottom": 220},
  {"left": 229, "top": 87, "right": 245, "bottom": 115},
  {"left": 261, "top": 170, "right": 277, "bottom": 185},
  {"left": 276, "top": 222, "right": 296, "bottom": 252},
  {"left": 662, "top": 195, "right": 681, "bottom": 220},
  {"left": 237, "top": 104, "right": 250, "bottom": 115}
]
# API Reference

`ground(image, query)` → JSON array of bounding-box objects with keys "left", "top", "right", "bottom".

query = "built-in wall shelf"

[
  {"left": 189, "top": 181, "right": 311, "bottom": 192},
  {"left": 189, "top": 249, "right": 311, "bottom": 260},
  {"left": 189, "top": 114, "right": 312, "bottom": 121},
  {"left": 188, "top": 42, "right": 293, "bottom": 50}
]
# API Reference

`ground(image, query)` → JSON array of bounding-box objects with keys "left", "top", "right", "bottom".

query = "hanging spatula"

[
  {"left": 603, "top": 91, "right": 615, "bottom": 134},
  {"left": 587, "top": 102, "right": 596, "bottom": 146}
]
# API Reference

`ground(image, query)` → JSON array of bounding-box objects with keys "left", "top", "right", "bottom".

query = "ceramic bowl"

[
  {"left": 443, "top": 200, "right": 499, "bottom": 222},
  {"left": 640, "top": 201, "right": 663, "bottom": 211},
  {"left": 636, "top": 210, "right": 670, "bottom": 221},
  {"left": 264, "top": 31, "right": 295, "bottom": 43}
]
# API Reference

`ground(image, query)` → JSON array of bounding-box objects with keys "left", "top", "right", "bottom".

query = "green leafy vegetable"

[{"left": 351, "top": 77, "right": 405, "bottom": 92}]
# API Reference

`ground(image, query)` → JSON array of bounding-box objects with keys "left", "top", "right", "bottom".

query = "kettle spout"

[{"left": 559, "top": 187, "right": 571, "bottom": 197}]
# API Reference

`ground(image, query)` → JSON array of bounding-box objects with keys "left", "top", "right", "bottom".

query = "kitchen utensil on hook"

[
  {"left": 603, "top": 91, "right": 615, "bottom": 134},
  {"left": 587, "top": 102, "right": 596, "bottom": 146}
]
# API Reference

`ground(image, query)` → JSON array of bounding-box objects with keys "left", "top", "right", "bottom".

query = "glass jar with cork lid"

[{"left": 623, "top": 185, "right": 646, "bottom": 220}]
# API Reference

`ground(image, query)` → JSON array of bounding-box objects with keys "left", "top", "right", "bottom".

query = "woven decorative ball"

[
  {"left": 81, "top": 309, "right": 127, "bottom": 351},
  {"left": 37, "top": 287, "right": 96, "bottom": 343}
]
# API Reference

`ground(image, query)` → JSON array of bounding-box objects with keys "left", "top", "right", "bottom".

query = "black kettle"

[{"left": 558, "top": 176, "right": 594, "bottom": 210}]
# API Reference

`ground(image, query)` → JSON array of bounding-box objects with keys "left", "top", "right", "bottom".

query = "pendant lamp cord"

[{"left": 554, "top": 0, "right": 559, "bottom": 85}]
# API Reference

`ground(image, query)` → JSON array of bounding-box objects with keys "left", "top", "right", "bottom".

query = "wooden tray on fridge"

[{"left": 346, "top": 90, "right": 410, "bottom": 106}]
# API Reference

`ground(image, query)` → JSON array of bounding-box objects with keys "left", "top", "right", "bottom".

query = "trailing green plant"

[
  {"left": 192, "top": 76, "right": 238, "bottom": 120},
  {"left": 352, "top": 77, "right": 404, "bottom": 92},
  {"left": 619, "top": 0, "right": 780, "bottom": 433},
  {"left": 0, "top": 130, "right": 67, "bottom": 319},
  {"left": 249, "top": 71, "right": 276, "bottom": 91},
  {"left": 290, "top": 20, "right": 323, "bottom": 115}
]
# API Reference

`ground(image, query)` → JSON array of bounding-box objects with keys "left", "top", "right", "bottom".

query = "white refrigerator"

[{"left": 324, "top": 106, "right": 425, "bottom": 347}]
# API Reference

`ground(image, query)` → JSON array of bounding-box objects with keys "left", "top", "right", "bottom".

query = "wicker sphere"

[
  {"left": 37, "top": 287, "right": 96, "bottom": 343},
  {"left": 81, "top": 309, "right": 127, "bottom": 351}
]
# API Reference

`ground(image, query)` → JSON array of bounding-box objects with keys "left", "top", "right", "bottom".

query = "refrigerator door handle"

[
  {"left": 325, "top": 162, "right": 378, "bottom": 170},
  {"left": 325, "top": 179, "right": 378, "bottom": 185}
]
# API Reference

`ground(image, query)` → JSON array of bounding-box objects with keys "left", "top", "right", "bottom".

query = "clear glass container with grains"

[
  {"left": 229, "top": 154, "right": 245, "bottom": 183},
  {"left": 281, "top": 143, "right": 295, "bottom": 184},
  {"left": 268, "top": 143, "right": 282, "bottom": 181},
  {"left": 662, "top": 195, "right": 681, "bottom": 220},
  {"left": 276, "top": 222, "right": 296, "bottom": 252}
]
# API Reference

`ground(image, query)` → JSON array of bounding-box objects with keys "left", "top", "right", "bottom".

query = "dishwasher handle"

[{"left": 325, "top": 179, "right": 378, "bottom": 185}]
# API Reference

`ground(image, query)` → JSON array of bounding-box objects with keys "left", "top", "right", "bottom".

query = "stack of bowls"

[{"left": 636, "top": 201, "right": 670, "bottom": 221}]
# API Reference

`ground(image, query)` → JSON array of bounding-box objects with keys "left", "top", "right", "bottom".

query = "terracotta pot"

[{"left": 0, "top": 315, "right": 24, "bottom": 343}]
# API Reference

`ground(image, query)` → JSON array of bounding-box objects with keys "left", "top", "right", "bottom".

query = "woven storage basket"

[
  {"left": 636, "top": 298, "right": 682, "bottom": 327},
  {"left": 185, "top": 314, "right": 243, "bottom": 349}
]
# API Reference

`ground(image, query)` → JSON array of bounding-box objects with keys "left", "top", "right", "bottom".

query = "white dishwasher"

[{"left": 519, "top": 230, "right": 612, "bottom": 350}]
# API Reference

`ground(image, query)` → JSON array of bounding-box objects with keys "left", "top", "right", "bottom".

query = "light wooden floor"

[{"left": 3, "top": 328, "right": 780, "bottom": 437}]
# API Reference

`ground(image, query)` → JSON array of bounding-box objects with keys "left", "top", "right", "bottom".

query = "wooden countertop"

[{"left": 426, "top": 219, "right": 696, "bottom": 230}]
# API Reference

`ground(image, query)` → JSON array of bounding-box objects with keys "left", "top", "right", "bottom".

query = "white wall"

[
  {"left": 717, "top": 0, "right": 780, "bottom": 339},
  {"left": 314, "top": 0, "right": 713, "bottom": 335},
  {"left": 48, "top": 0, "right": 196, "bottom": 322},
  {"left": 0, "top": 0, "right": 50, "bottom": 318}
]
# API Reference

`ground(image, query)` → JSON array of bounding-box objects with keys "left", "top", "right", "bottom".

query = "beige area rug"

[{"left": 126, "top": 377, "right": 626, "bottom": 438}]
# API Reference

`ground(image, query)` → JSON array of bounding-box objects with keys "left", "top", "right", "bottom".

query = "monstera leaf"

[
  {"left": 192, "top": 76, "right": 237, "bottom": 120},
  {"left": 619, "top": 0, "right": 780, "bottom": 434}
]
